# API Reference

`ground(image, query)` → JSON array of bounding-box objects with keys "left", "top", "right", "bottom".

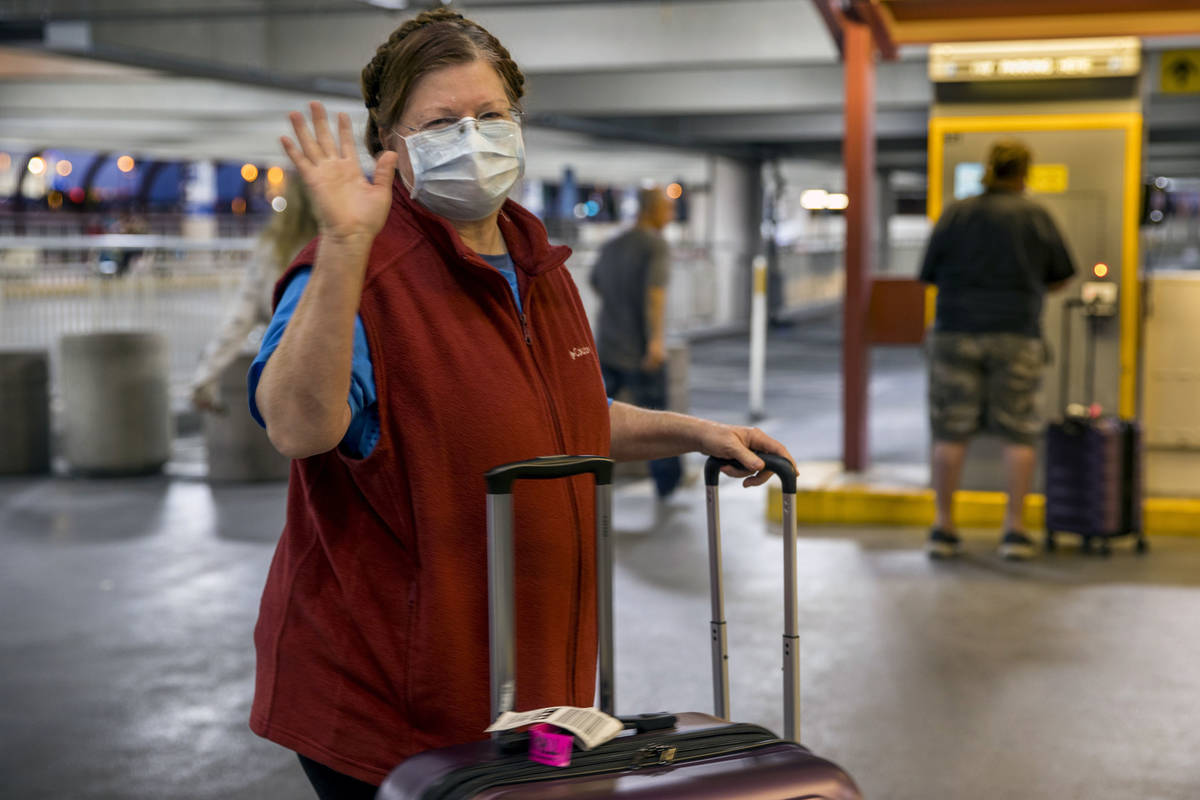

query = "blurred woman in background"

[{"left": 188, "top": 177, "right": 316, "bottom": 412}]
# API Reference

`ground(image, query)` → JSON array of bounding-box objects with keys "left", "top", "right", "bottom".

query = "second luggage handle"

[
  {"left": 704, "top": 453, "right": 801, "bottom": 743},
  {"left": 1058, "top": 297, "right": 1101, "bottom": 414},
  {"left": 485, "top": 452, "right": 801, "bottom": 744}
]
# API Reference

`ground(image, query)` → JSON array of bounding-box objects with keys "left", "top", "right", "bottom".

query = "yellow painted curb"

[{"left": 769, "top": 485, "right": 1200, "bottom": 537}]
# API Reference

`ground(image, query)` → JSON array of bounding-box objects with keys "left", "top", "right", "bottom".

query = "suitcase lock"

[{"left": 631, "top": 744, "right": 677, "bottom": 768}]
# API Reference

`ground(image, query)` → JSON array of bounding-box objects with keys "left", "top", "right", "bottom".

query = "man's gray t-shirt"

[{"left": 589, "top": 227, "right": 670, "bottom": 372}]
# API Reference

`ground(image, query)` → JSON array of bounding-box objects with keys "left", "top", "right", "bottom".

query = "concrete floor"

[{"left": 4, "top": 317, "right": 1200, "bottom": 799}]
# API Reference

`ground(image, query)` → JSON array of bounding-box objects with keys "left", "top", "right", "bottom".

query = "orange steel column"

[{"left": 842, "top": 20, "right": 875, "bottom": 472}]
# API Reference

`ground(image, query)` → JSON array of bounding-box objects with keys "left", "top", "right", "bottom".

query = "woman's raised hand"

[{"left": 281, "top": 101, "right": 399, "bottom": 245}]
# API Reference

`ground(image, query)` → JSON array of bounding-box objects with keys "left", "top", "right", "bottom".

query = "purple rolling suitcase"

[
  {"left": 1043, "top": 299, "right": 1147, "bottom": 556},
  {"left": 377, "top": 454, "right": 861, "bottom": 799}
]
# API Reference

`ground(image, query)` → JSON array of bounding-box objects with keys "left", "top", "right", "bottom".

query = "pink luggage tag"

[{"left": 529, "top": 723, "right": 574, "bottom": 767}]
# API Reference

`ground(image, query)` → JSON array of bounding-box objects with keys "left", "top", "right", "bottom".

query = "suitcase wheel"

[
  {"left": 1136, "top": 536, "right": 1149, "bottom": 555},
  {"left": 1044, "top": 533, "right": 1057, "bottom": 553}
]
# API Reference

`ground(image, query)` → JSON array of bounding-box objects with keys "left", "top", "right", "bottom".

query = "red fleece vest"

[{"left": 250, "top": 183, "right": 610, "bottom": 785}]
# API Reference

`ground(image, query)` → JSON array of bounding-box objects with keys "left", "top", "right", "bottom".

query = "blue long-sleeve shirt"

[{"left": 247, "top": 253, "right": 521, "bottom": 458}]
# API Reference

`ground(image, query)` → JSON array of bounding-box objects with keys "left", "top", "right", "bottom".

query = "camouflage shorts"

[{"left": 927, "top": 332, "right": 1047, "bottom": 446}]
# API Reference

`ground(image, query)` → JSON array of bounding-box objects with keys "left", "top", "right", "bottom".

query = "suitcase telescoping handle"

[
  {"left": 704, "top": 452, "right": 800, "bottom": 742},
  {"left": 484, "top": 456, "right": 615, "bottom": 727},
  {"left": 1058, "top": 297, "right": 1100, "bottom": 413}
]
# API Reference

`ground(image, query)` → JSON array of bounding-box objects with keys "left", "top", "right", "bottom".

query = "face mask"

[{"left": 400, "top": 118, "right": 525, "bottom": 222}]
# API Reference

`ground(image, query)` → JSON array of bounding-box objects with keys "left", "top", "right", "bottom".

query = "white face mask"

[{"left": 399, "top": 117, "right": 525, "bottom": 222}]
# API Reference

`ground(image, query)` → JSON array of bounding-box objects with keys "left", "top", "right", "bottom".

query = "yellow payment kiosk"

[{"left": 926, "top": 37, "right": 1144, "bottom": 490}]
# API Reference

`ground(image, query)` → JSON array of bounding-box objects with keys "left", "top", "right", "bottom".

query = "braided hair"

[{"left": 360, "top": 8, "right": 526, "bottom": 155}]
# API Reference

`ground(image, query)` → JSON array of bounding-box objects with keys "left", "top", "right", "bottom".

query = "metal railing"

[
  {"left": 0, "top": 237, "right": 255, "bottom": 413},
  {"left": 2, "top": 229, "right": 927, "bottom": 418}
]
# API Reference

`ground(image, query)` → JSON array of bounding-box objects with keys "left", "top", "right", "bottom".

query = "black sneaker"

[
  {"left": 926, "top": 528, "right": 962, "bottom": 559},
  {"left": 998, "top": 531, "right": 1037, "bottom": 561}
]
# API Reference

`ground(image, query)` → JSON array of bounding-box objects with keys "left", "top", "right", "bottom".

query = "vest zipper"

[
  {"left": 519, "top": 312, "right": 532, "bottom": 347},
  {"left": 505, "top": 281, "right": 584, "bottom": 705}
]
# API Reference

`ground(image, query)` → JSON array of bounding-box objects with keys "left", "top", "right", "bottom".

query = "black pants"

[
  {"left": 600, "top": 362, "right": 683, "bottom": 498},
  {"left": 298, "top": 754, "right": 378, "bottom": 800}
]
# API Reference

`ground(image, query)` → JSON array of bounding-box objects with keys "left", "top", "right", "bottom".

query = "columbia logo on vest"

[{"left": 569, "top": 346, "right": 592, "bottom": 360}]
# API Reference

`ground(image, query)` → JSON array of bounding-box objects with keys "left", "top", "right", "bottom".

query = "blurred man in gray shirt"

[{"left": 590, "top": 186, "right": 681, "bottom": 497}]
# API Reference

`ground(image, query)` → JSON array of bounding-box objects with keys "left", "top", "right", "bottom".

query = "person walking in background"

[
  {"left": 188, "top": 178, "right": 317, "bottom": 412},
  {"left": 590, "top": 185, "right": 683, "bottom": 499},
  {"left": 920, "top": 139, "right": 1075, "bottom": 561}
]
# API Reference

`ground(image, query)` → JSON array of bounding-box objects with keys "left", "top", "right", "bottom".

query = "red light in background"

[{"left": 69, "top": 187, "right": 85, "bottom": 204}]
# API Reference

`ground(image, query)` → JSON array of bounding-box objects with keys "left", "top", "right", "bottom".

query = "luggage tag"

[{"left": 486, "top": 706, "right": 622, "bottom": 751}]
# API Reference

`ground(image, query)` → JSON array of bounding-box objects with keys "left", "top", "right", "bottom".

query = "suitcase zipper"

[{"left": 423, "top": 724, "right": 787, "bottom": 799}]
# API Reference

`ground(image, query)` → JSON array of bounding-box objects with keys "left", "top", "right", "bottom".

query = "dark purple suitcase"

[
  {"left": 377, "top": 454, "right": 861, "bottom": 799},
  {"left": 1044, "top": 417, "right": 1145, "bottom": 555},
  {"left": 1043, "top": 299, "right": 1147, "bottom": 556},
  {"left": 380, "top": 713, "right": 857, "bottom": 799}
]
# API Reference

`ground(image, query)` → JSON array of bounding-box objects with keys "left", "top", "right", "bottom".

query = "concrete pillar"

[
  {"left": 60, "top": 332, "right": 171, "bottom": 475},
  {"left": 204, "top": 353, "right": 290, "bottom": 482},
  {"left": 0, "top": 351, "right": 51, "bottom": 474},
  {"left": 708, "top": 155, "right": 764, "bottom": 327}
]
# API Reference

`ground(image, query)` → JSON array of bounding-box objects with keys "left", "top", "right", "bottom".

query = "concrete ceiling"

[{"left": 2, "top": 0, "right": 1200, "bottom": 181}]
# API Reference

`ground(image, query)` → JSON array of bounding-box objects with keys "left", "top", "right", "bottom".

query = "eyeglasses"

[{"left": 394, "top": 107, "right": 525, "bottom": 136}]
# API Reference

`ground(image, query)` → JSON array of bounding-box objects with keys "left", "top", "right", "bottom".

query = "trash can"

[
  {"left": 0, "top": 350, "right": 51, "bottom": 475},
  {"left": 204, "top": 353, "right": 290, "bottom": 482},
  {"left": 60, "top": 331, "right": 171, "bottom": 476}
]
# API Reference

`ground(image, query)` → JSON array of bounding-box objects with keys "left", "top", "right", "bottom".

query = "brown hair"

[
  {"left": 360, "top": 8, "right": 526, "bottom": 155},
  {"left": 983, "top": 139, "right": 1032, "bottom": 188}
]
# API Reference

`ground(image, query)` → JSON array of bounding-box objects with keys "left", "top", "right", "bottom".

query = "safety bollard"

[
  {"left": 60, "top": 331, "right": 171, "bottom": 476},
  {"left": 749, "top": 254, "right": 768, "bottom": 422},
  {"left": 0, "top": 350, "right": 51, "bottom": 475},
  {"left": 204, "top": 353, "right": 291, "bottom": 482}
]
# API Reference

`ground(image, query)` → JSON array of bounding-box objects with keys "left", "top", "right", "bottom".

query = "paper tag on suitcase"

[{"left": 485, "top": 706, "right": 622, "bottom": 750}]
